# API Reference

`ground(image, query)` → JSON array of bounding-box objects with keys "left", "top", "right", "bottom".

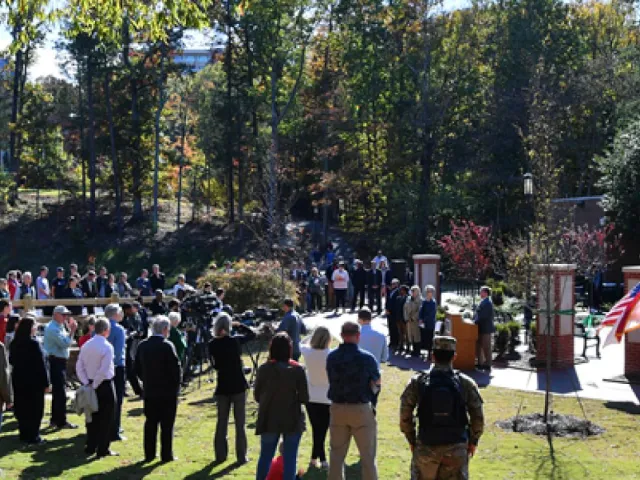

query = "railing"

[
  {"left": 12, "top": 293, "right": 174, "bottom": 323},
  {"left": 441, "top": 280, "right": 476, "bottom": 298}
]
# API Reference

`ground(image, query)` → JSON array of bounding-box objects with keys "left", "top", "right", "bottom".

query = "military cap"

[{"left": 433, "top": 336, "right": 456, "bottom": 352}]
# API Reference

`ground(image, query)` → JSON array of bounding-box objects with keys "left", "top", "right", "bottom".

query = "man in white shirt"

[
  {"left": 357, "top": 307, "right": 387, "bottom": 409},
  {"left": 331, "top": 262, "right": 350, "bottom": 314},
  {"left": 172, "top": 274, "right": 195, "bottom": 296},
  {"left": 372, "top": 251, "right": 388, "bottom": 270},
  {"left": 76, "top": 317, "right": 117, "bottom": 458},
  {"left": 36, "top": 266, "right": 50, "bottom": 300}
]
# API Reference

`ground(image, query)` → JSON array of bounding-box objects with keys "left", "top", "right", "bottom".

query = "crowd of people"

[
  {"left": 293, "top": 249, "right": 416, "bottom": 316},
  {"left": 0, "top": 256, "right": 492, "bottom": 480}
]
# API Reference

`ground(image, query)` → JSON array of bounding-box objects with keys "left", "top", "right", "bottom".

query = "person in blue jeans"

[{"left": 254, "top": 333, "right": 309, "bottom": 480}]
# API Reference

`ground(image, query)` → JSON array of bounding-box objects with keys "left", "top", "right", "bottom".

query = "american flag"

[{"left": 600, "top": 283, "right": 640, "bottom": 347}]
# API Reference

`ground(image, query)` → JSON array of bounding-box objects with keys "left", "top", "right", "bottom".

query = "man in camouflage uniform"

[{"left": 400, "top": 336, "right": 484, "bottom": 479}]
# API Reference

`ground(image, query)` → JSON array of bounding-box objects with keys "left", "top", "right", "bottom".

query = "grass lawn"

[{"left": 1, "top": 362, "right": 640, "bottom": 479}]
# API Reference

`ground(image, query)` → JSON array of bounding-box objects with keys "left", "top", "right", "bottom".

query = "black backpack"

[{"left": 417, "top": 369, "right": 468, "bottom": 446}]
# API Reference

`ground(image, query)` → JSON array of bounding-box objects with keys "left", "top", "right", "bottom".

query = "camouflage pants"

[{"left": 411, "top": 443, "right": 469, "bottom": 480}]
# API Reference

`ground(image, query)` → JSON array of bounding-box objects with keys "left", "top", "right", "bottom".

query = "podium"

[{"left": 448, "top": 313, "right": 478, "bottom": 370}]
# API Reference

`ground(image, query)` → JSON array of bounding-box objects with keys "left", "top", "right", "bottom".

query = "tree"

[
  {"left": 598, "top": 118, "right": 640, "bottom": 240},
  {"left": 438, "top": 219, "right": 494, "bottom": 305},
  {"left": 247, "top": 0, "right": 318, "bottom": 242},
  {"left": 2, "top": 0, "right": 50, "bottom": 181}
]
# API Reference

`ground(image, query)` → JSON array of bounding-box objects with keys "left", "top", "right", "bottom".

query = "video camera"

[{"left": 180, "top": 290, "right": 222, "bottom": 331}]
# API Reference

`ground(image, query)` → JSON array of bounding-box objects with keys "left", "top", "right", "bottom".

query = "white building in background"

[{"left": 172, "top": 47, "right": 224, "bottom": 73}]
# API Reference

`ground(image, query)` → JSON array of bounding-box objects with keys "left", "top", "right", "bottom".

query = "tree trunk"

[
  {"left": 191, "top": 172, "right": 197, "bottom": 223},
  {"left": 104, "top": 73, "right": 123, "bottom": 237},
  {"left": 237, "top": 121, "right": 244, "bottom": 225},
  {"left": 177, "top": 96, "right": 187, "bottom": 230},
  {"left": 321, "top": 7, "right": 333, "bottom": 245},
  {"left": 153, "top": 44, "right": 167, "bottom": 233},
  {"left": 417, "top": 25, "right": 434, "bottom": 250},
  {"left": 268, "top": 65, "right": 280, "bottom": 244},
  {"left": 225, "top": 0, "right": 235, "bottom": 224},
  {"left": 123, "top": 15, "right": 143, "bottom": 219},
  {"left": 9, "top": 41, "right": 22, "bottom": 176},
  {"left": 87, "top": 56, "right": 97, "bottom": 234},
  {"left": 243, "top": 21, "right": 261, "bottom": 208},
  {"left": 77, "top": 69, "right": 87, "bottom": 207}
]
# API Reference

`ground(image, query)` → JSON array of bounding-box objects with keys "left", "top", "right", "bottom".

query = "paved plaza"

[{"left": 303, "top": 309, "right": 640, "bottom": 406}]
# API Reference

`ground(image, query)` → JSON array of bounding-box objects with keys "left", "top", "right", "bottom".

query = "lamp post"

[{"left": 524, "top": 173, "right": 534, "bottom": 304}]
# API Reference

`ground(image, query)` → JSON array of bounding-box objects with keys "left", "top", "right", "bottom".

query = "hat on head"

[
  {"left": 53, "top": 305, "right": 72, "bottom": 315},
  {"left": 56, "top": 267, "right": 65, "bottom": 272},
  {"left": 433, "top": 336, "right": 456, "bottom": 352}
]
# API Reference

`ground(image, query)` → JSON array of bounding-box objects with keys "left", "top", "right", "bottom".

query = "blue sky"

[{"left": 0, "top": 0, "right": 472, "bottom": 80}]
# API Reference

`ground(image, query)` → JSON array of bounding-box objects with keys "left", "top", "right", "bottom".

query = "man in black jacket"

[
  {"left": 351, "top": 260, "right": 367, "bottom": 312},
  {"left": 367, "top": 261, "right": 383, "bottom": 315},
  {"left": 122, "top": 303, "right": 145, "bottom": 397},
  {"left": 81, "top": 271, "right": 98, "bottom": 314},
  {"left": 473, "top": 286, "right": 495, "bottom": 371},
  {"left": 135, "top": 316, "right": 181, "bottom": 463},
  {"left": 149, "top": 264, "right": 166, "bottom": 293},
  {"left": 385, "top": 279, "right": 401, "bottom": 349}
]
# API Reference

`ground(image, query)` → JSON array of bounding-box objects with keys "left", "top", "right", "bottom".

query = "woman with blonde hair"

[
  {"left": 404, "top": 285, "right": 423, "bottom": 357},
  {"left": 300, "top": 327, "right": 332, "bottom": 469}
]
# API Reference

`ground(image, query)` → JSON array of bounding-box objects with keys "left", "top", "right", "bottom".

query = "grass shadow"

[
  {"left": 532, "top": 444, "right": 588, "bottom": 480},
  {"left": 0, "top": 417, "right": 18, "bottom": 433},
  {"left": 182, "top": 460, "right": 244, "bottom": 479},
  {"left": 18, "top": 433, "right": 88, "bottom": 479},
  {"left": 189, "top": 396, "right": 217, "bottom": 407},
  {"left": 603, "top": 401, "right": 640, "bottom": 415},
  {"left": 79, "top": 460, "right": 160, "bottom": 479}
]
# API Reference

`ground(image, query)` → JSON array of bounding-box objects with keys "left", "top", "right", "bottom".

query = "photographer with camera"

[{"left": 208, "top": 313, "right": 256, "bottom": 465}]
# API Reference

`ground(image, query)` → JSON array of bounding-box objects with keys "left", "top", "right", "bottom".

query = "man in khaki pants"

[
  {"left": 473, "top": 286, "right": 495, "bottom": 372},
  {"left": 326, "top": 321, "right": 381, "bottom": 480}
]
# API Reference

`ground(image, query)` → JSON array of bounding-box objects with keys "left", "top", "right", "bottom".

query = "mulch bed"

[{"left": 496, "top": 413, "right": 605, "bottom": 438}]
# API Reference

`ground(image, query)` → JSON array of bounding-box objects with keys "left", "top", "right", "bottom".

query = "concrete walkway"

[{"left": 301, "top": 310, "right": 640, "bottom": 406}]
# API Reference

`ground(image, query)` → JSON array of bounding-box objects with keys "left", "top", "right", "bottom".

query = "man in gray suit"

[{"left": 474, "top": 286, "right": 495, "bottom": 371}]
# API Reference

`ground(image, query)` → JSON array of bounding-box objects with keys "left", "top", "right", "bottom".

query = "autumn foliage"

[
  {"left": 438, "top": 220, "right": 494, "bottom": 283},
  {"left": 558, "top": 223, "right": 623, "bottom": 277}
]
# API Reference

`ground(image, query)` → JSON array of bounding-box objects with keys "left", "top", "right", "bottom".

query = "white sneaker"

[
  {"left": 309, "top": 460, "right": 318, "bottom": 469},
  {"left": 320, "top": 461, "right": 329, "bottom": 470}
]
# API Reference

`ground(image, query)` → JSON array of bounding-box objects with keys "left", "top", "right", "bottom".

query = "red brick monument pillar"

[
  {"left": 413, "top": 254, "right": 441, "bottom": 304},
  {"left": 536, "top": 264, "right": 576, "bottom": 368},
  {"left": 622, "top": 266, "right": 640, "bottom": 378}
]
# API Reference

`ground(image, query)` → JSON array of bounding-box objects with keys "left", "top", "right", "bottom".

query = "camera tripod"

[{"left": 184, "top": 323, "right": 215, "bottom": 390}]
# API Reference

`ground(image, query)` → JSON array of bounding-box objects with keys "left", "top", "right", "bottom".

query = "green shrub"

[
  {"left": 486, "top": 278, "right": 520, "bottom": 299},
  {"left": 198, "top": 270, "right": 299, "bottom": 313},
  {"left": 436, "top": 306, "right": 447, "bottom": 322},
  {"left": 494, "top": 323, "right": 510, "bottom": 357},
  {"left": 491, "top": 286, "right": 504, "bottom": 306}
]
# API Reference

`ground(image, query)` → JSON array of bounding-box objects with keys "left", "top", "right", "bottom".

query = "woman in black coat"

[
  {"left": 208, "top": 313, "right": 255, "bottom": 464},
  {"left": 9, "top": 316, "right": 50, "bottom": 444}
]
